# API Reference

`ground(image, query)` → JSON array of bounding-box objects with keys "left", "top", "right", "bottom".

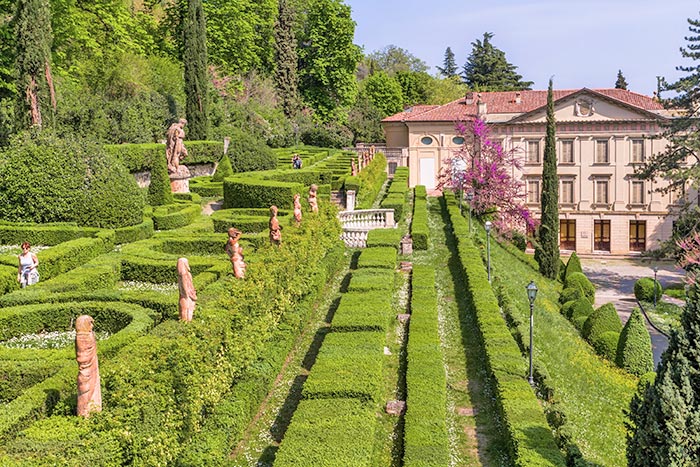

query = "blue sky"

[{"left": 345, "top": 0, "right": 700, "bottom": 96}]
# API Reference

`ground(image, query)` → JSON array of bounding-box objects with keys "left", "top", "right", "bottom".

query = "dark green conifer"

[
  {"left": 148, "top": 152, "right": 174, "bottom": 206},
  {"left": 14, "top": 0, "right": 55, "bottom": 130},
  {"left": 437, "top": 46, "right": 458, "bottom": 78},
  {"left": 462, "top": 32, "right": 533, "bottom": 91},
  {"left": 274, "top": 0, "right": 300, "bottom": 117},
  {"left": 615, "top": 70, "right": 629, "bottom": 90},
  {"left": 183, "top": 0, "right": 208, "bottom": 140},
  {"left": 616, "top": 308, "right": 654, "bottom": 376},
  {"left": 627, "top": 286, "right": 700, "bottom": 466},
  {"left": 212, "top": 153, "right": 234, "bottom": 182},
  {"left": 535, "top": 78, "right": 559, "bottom": 279}
]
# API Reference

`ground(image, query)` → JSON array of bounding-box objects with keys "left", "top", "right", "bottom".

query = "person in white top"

[{"left": 17, "top": 241, "right": 39, "bottom": 288}]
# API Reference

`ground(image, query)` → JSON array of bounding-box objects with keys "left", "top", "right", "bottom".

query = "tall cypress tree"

[
  {"left": 535, "top": 78, "right": 559, "bottom": 279},
  {"left": 183, "top": 0, "right": 208, "bottom": 140},
  {"left": 274, "top": 0, "right": 300, "bottom": 117},
  {"left": 437, "top": 46, "right": 458, "bottom": 78},
  {"left": 616, "top": 70, "right": 629, "bottom": 90},
  {"left": 627, "top": 284, "right": 700, "bottom": 466},
  {"left": 14, "top": 0, "right": 55, "bottom": 130}
]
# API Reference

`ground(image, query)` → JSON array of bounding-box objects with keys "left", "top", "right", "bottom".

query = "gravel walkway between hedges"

[{"left": 581, "top": 258, "right": 685, "bottom": 367}]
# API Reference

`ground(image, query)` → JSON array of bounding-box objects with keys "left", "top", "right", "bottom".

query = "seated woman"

[{"left": 17, "top": 241, "right": 39, "bottom": 288}]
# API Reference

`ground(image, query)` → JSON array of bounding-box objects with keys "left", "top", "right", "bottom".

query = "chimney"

[
  {"left": 515, "top": 92, "right": 522, "bottom": 104},
  {"left": 465, "top": 92, "right": 475, "bottom": 105},
  {"left": 477, "top": 98, "right": 487, "bottom": 117}
]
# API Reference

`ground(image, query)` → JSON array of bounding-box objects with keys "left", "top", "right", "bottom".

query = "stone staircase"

[{"left": 330, "top": 191, "right": 345, "bottom": 208}]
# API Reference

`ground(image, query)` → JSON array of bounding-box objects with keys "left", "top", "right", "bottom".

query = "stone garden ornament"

[
  {"left": 225, "top": 228, "right": 246, "bottom": 278},
  {"left": 75, "top": 315, "right": 102, "bottom": 417},
  {"left": 166, "top": 118, "right": 190, "bottom": 176},
  {"left": 269, "top": 205, "right": 282, "bottom": 245},
  {"left": 293, "top": 193, "right": 302, "bottom": 225},
  {"left": 308, "top": 184, "right": 319, "bottom": 213},
  {"left": 177, "top": 258, "right": 197, "bottom": 322}
]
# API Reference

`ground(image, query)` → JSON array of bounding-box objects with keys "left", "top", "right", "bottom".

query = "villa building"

[{"left": 381, "top": 88, "right": 691, "bottom": 255}]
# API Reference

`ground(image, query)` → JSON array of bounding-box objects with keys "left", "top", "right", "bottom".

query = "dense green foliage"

[
  {"left": 147, "top": 148, "right": 174, "bottom": 206},
  {"left": 226, "top": 128, "right": 277, "bottom": 172},
  {"left": 461, "top": 32, "right": 533, "bottom": 91},
  {"left": 211, "top": 153, "right": 234, "bottom": 182},
  {"left": 582, "top": 303, "right": 622, "bottom": 350},
  {"left": 627, "top": 286, "right": 700, "bottom": 466},
  {"left": 535, "top": 79, "right": 559, "bottom": 279},
  {"left": 360, "top": 71, "right": 403, "bottom": 117},
  {"left": 564, "top": 252, "right": 583, "bottom": 280},
  {"left": 274, "top": 0, "right": 300, "bottom": 117},
  {"left": 183, "top": 0, "right": 209, "bottom": 139},
  {"left": 0, "top": 134, "right": 143, "bottom": 228},
  {"left": 634, "top": 277, "right": 663, "bottom": 302},
  {"left": 616, "top": 308, "right": 654, "bottom": 376},
  {"left": 565, "top": 272, "right": 595, "bottom": 305},
  {"left": 411, "top": 186, "right": 429, "bottom": 250},
  {"left": 437, "top": 46, "right": 458, "bottom": 77},
  {"left": 615, "top": 69, "right": 629, "bottom": 90}
]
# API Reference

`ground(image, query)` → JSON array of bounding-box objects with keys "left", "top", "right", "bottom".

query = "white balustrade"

[{"left": 337, "top": 209, "right": 397, "bottom": 247}]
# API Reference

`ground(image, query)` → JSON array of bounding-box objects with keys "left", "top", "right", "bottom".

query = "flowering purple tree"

[{"left": 438, "top": 119, "right": 536, "bottom": 233}]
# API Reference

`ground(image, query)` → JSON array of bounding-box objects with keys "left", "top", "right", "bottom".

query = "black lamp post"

[
  {"left": 485, "top": 221, "right": 492, "bottom": 283},
  {"left": 466, "top": 190, "right": 474, "bottom": 235},
  {"left": 653, "top": 265, "right": 659, "bottom": 307},
  {"left": 526, "top": 280, "right": 538, "bottom": 386}
]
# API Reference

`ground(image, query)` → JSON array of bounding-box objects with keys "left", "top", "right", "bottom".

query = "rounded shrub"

[
  {"left": 147, "top": 150, "right": 174, "bottom": 206},
  {"left": 0, "top": 133, "right": 144, "bottom": 228},
  {"left": 565, "top": 272, "right": 595, "bottom": 305},
  {"left": 570, "top": 298, "right": 594, "bottom": 329},
  {"left": 616, "top": 308, "right": 654, "bottom": 376},
  {"left": 634, "top": 277, "right": 663, "bottom": 303},
  {"left": 300, "top": 123, "right": 353, "bottom": 148},
  {"left": 226, "top": 128, "right": 277, "bottom": 173},
  {"left": 592, "top": 331, "right": 620, "bottom": 360},
  {"left": 560, "top": 287, "right": 583, "bottom": 305},
  {"left": 211, "top": 153, "right": 234, "bottom": 182},
  {"left": 564, "top": 251, "right": 583, "bottom": 281},
  {"left": 582, "top": 303, "right": 622, "bottom": 341},
  {"left": 561, "top": 300, "right": 577, "bottom": 319}
]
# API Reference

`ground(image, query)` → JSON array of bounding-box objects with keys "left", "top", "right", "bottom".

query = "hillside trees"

[
  {"left": 462, "top": 32, "right": 533, "bottom": 91},
  {"left": 274, "top": 0, "right": 300, "bottom": 117},
  {"left": 437, "top": 46, "right": 458, "bottom": 78}
]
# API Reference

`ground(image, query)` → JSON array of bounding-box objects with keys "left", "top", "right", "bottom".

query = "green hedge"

[
  {"left": 563, "top": 252, "right": 583, "bottom": 281},
  {"left": 365, "top": 228, "right": 402, "bottom": 249},
  {"left": 189, "top": 176, "right": 223, "bottom": 197},
  {"left": 0, "top": 223, "right": 100, "bottom": 246},
  {"left": 565, "top": 272, "right": 595, "bottom": 305},
  {"left": 582, "top": 303, "right": 622, "bottom": 342},
  {"left": 273, "top": 399, "right": 376, "bottom": 467},
  {"left": 356, "top": 246, "right": 397, "bottom": 269},
  {"left": 442, "top": 191, "right": 566, "bottom": 467},
  {"left": 152, "top": 202, "right": 201, "bottom": 230},
  {"left": 633, "top": 277, "right": 663, "bottom": 302},
  {"left": 114, "top": 217, "right": 154, "bottom": 244},
  {"left": 347, "top": 268, "right": 394, "bottom": 292},
  {"left": 355, "top": 153, "right": 388, "bottom": 210},
  {"left": 411, "top": 186, "right": 429, "bottom": 250},
  {"left": 210, "top": 208, "right": 290, "bottom": 234},
  {"left": 404, "top": 266, "right": 449, "bottom": 467},
  {"left": 104, "top": 141, "right": 223, "bottom": 173},
  {"left": 223, "top": 176, "right": 304, "bottom": 210},
  {"left": 331, "top": 291, "right": 391, "bottom": 332},
  {"left": 302, "top": 331, "right": 384, "bottom": 403},
  {"left": 36, "top": 236, "right": 113, "bottom": 281},
  {"left": 615, "top": 308, "right": 654, "bottom": 376}
]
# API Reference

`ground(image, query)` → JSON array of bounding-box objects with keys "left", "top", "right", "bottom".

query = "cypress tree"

[
  {"left": 616, "top": 308, "right": 654, "bottom": 376},
  {"left": 616, "top": 70, "right": 629, "bottom": 90},
  {"left": 535, "top": 78, "right": 559, "bottom": 279},
  {"left": 148, "top": 152, "right": 174, "bottom": 206},
  {"left": 14, "top": 0, "right": 56, "bottom": 130},
  {"left": 274, "top": 0, "right": 300, "bottom": 117},
  {"left": 183, "top": 0, "right": 208, "bottom": 140},
  {"left": 627, "top": 285, "right": 700, "bottom": 466},
  {"left": 437, "top": 46, "right": 458, "bottom": 78}
]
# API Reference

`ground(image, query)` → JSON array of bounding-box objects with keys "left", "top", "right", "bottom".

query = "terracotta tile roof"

[{"left": 382, "top": 88, "right": 665, "bottom": 123}]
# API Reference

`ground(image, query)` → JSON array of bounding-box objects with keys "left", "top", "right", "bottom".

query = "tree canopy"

[
  {"left": 437, "top": 46, "right": 458, "bottom": 78},
  {"left": 615, "top": 69, "right": 629, "bottom": 89},
  {"left": 462, "top": 32, "right": 533, "bottom": 91}
]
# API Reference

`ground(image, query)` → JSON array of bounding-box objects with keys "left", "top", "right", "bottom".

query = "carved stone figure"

[
  {"left": 166, "top": 118, "right": 189, "bottom": 175},
  {"left": 370, "top": 145, "right": 376, "bottom": 158},
  {"left": 177, "top": 258, "right": 197, "bottom": 322},
  {"left": 293, "top": 193, "right": 302, "bottom": 224},
  {"left": 269, "top": 205, "right": 282, "bottom": 245},
  {"left": 351, "top": 160, "right": 357, "bottom": 176},
  {"left": 76, "top": 315, "right": 102, "bottom": 417},
  {"left": 225, "top": 228, "right": 246, "bottom": 278},
  {"left": 357, "top": 153, "right": 363, "bottom": 170},
  {"left": 308, "top": 184, "right": 319, "bottom": 213}
]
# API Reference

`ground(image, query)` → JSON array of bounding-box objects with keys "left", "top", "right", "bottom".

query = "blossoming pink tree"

[{"left": 438, "top": 118, "right": 537, "bottom": 233}]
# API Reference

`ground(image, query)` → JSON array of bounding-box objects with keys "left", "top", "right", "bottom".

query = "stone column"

[{"left": 346, "top": 190, "right": 356, "bottom": 211}]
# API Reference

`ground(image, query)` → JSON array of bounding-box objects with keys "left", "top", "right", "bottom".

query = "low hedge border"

[
  {"left": 331, "top": 291, "right": 392, "bottom": 332},
  {"left": 104, "top": 141, "right": 223, "bottom": 173},
  {"left": 210, "top": 208, "right": 291, "bottom": 234},
  {"left": 347, "top": 268, "right": 395, "bottom": 292},
  {"left": 152, "top": 202, "right": 201, "bottom": 230},
  {"left": 0, "top": 223, "right": 100, "bottom": 246},
  {"left": 356, "top": 246, "right": 397, "bottom": 269},
  {"left": 114, "top": 217, "right": 154, "bottom": 245},
  {"left": 365, "top": 228, "right": 402, "bottom": 249},
  {"left": 404, "top": 265, "right": 450, "bottom": 467},
  {"left": 442, "top": 191, "right": 566, "bottom": 467},
  {"left": 354, "top": 153, "right": 388, "bottom": 210},
  {"left": 189, "top": 176, "right": 223, "bottom": 197},
  {"left": 411, "top": 186, "right": 429, "bottom": 250}
]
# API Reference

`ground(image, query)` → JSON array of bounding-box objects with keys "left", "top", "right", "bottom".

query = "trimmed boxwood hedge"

[
  {"left": 104, "top": 141, "right": 223, "bottom": 173},
  {"left": 189, "top": 176, "right": 223, "bottom": 197},
  {"left": 331, "top": 291, "right": 392, "bottom": 332},
  {"left": 365, "top": 228, "right": 402, "bottom": 249},
  {"left": 633, "top": 277, "right": 663, "bottom": 302},
  {"left": 565, "top": 272, "right": 595, "bottom": 305},
  {"left": 615, "top": 308, "right": 654, "bottom": 376},
  {"left": 210, "top": 208, "right": 290, "bottom": 234},
  {"left": 354, "top": 153, "right": 387, "bottom": 210},
  {"left": 223, "top": 176, "right": 304, "bottom": 210},
  {"left": 563, "top": 252, "right": 583, "bottom": 281},
  {"left": 347, "top": 268, "right": 394, "bottom": 292},
  {"left": 152, "top": 202, "right": 201, "bottom": 230},
  {"left": 356, "top": 246, "right": 397, "bottom": 269},
  {"left": 411, "top": 186, "right": 429, "bottom": 250},
  {"left": 582, "top": 303, "right": 622, "bottom": 342}
]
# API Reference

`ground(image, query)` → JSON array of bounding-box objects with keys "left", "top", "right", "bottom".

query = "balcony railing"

[{"left": 338, "top": 209, "right": 396, "bottom": 248}]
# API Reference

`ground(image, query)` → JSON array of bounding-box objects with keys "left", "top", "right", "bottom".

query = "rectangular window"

[
  {"left": 560, "top": 220, "right": 576, "bottom": 250},
  {"left": 559, "top": 140, "right": 574, "bottom": 164},
  {"left": 594, "top": 220, "right": 611, "bottom": 251},
  {"left": 631, "top": 139, "right": 645, "bottom": 163},
  {"left": 630, "top": 221, "right": 646, "bottom": 251},
  {"left": 595, "top": 180, "right": 609, "bottom": 205},
  {"left": 527, "top": 140, "right": 540, "bottom": 163},
  {"left": 631, "top": 181, "right": 645, "bottom": 204},
  {"left": 560, "top": 180, "right": 575, "bottom": 204},
  {"left": 527, "top": 179, "right": 541, "bottom": 203},
  {"left": 595, "top": 140, "right": 609, "bottom": 164}
]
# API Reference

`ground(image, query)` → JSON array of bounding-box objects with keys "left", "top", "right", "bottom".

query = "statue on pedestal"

[
  {"left": 269, "top": 205, "right": 282, "bottom": 245},
  {"left": 177, "top": 258, "right": 197, "bottom": 322},
  {"left": 308, "top": 184, "right": 318, "bottom": 213},
  {"left": 166, "top": 118, "right": 190, "bottom": 176},
  {"left": 293, "top": 193, "right": 302, "bottom": 225},
  {"left": 351, "top": 160, "right": 357, "bottom": 176},
  {"left": 225, "top": 228, "right": 246, "bottom": 278},
  {"left": 76, "top": 315, "right": 102, "bottom": 417}
]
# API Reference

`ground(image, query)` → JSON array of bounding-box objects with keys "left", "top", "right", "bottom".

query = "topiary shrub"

[
  {"left": 564, "top": 252, "right": 583, "bottom": 280},
  {"left": 570, "top": 298, "right": 594, "bottom": 329},
  {"left": 582, "top": 303, "right": 622, "bottom": 341},
  {"left": 616, "top": 308, "right": 654, "bottom": 376},
  {"left": 560, "top": 287, "right": 583, "bottom": 304},
  {"left": 565, "top": 272, "right": 595, "bottom": 305},
  {"left": 592, "top": 331, "right": 620, "bottom": 360},
  {"left": 226, "top": 128, "right": 277, "bottom": 173},
  {"left": 211, "top": 153, "right": 234, "bottom": 182},
  {"left": 147, "top": 149, "right": 174, "bottom": 206},
  {"left": 0, "top": 133, "right": 144, "bottom": 228},
  {"left": 634, "top": 277, "right": 663, "bottom": 303},
  {"left": 561, "top": 300, "right": 577, "bottom": 319}
]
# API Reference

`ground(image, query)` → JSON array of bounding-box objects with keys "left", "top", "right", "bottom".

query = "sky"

[{"left": 344, "top": 0, "right": 700, "bottom": 96}]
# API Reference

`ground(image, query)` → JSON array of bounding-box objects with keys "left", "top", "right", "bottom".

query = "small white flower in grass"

[
  {"left": 2, "top": 330, "right": 110, "bottom": 349},
  {"left": 118, "top": 281, "right": 178, "bottom": 293}
]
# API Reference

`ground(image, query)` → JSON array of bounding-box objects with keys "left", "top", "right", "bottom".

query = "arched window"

[{"left": 421, "top": 136, "right": 433, "bottom": 145}]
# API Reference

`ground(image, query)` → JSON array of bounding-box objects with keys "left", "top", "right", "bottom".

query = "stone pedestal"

[
  {"left": 169, "top": 166, "right": 191, "bottom": 193},
  {"left": 346, "top": 190, "right": 356, "bottom": 211},
  {"left": 400, "top": 235, "right": 413, "bottom": 256}
]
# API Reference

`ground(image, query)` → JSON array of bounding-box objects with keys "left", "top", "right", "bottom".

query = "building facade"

[{"left": 382, "top": 88, "right": 691, "bottom": 255}]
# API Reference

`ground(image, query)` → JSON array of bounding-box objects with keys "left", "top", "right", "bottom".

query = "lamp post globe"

[{"left": 525, "top": 280, "right": 538, "bottom": 386}]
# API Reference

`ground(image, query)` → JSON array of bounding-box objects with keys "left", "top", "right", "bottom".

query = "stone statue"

[
  {"left": 225, "top": 227, "right": 246, "bottom": 278},
  {"left": 351, "top": 160, "right": 357, "bottom": 176},
  {"left": 370, "top": 145, "right": 376, "bottom": 158},
  {"left": 357, "top": 153, "right": 363, "bottom": 170},
  {"left": 293, "top": 193, "right": 302, "bottom": 224},
  {"left": 177, "top": 258, "right": 197, "bottom": 322},
  {"left": 76, "top": 315, "right": 102, "bottom": 417},
  {"left": 166, "top": 118, "right": 189, "bottom": 175},
  {"left": 308, "top": 184, "right": 319, "bottom": 213},
  {"left": 269, "top": 205, "right": 282, "bottom": 245}
]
